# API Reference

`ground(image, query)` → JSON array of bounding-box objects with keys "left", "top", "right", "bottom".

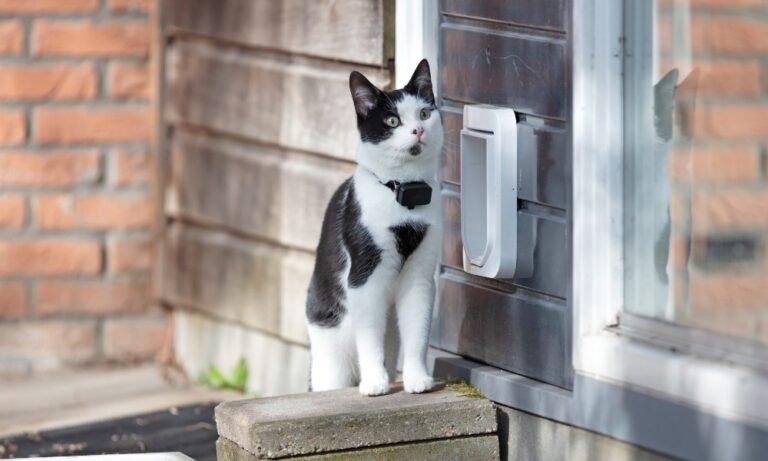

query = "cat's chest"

[{"left": 354, "top": 176, "right": 439, "bottom": 254}]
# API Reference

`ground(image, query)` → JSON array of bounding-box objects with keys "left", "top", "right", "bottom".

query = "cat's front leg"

[
  {"left": 396, "top": 276, "right": 435, "bottom": 394},
  {"left": 348, "top": 285, "right": 391, "bottom": 396}
]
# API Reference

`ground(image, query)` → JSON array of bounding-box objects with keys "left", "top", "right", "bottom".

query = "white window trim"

[
  {"left": 573, "top": 0, "right": 768, "bottom": 430},
  {"left": 394, "top": 0, "right": 439, "bottom": 91}
]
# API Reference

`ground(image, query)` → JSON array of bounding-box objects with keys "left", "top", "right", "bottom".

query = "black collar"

[{"left": 378, "top": 178, "right": 432, "bottom": 210}]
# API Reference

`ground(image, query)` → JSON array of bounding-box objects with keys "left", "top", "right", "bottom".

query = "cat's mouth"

[{"left": 408, "top": 144, "right": 422, "bottom": 156}]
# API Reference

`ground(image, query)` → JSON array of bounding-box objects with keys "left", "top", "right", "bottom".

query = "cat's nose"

[{"left": 412, "top": 127, "right": 424, "bottom": 140}]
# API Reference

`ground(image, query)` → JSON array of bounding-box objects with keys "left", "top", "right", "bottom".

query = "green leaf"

[{"left": 232, "top": 358, "right": 248, "bottom": 390}]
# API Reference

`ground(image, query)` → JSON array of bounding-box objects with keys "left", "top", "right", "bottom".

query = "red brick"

[
  {"left": 109, "top": 0, "right": 151, "bottom": 13},
  {"left": 685, "top": 312, "right": 756, "bottom": 340},
  {"left": 0, "top": 239, "right": 101, "bottom": 275},
  {"left": 668, "top": 146, "right": 759, "bottom": 183},
  {"left": 692, "top": 190, "right": 768, "bottom": 231},
  {"left": 0, "top": 321, "right": 96, "bottom": 362},
  {"left": 0, "top": 0, "right": 99, "bottom": 13},
  {"left": 690, "top": 273, "right": 768, "bottom": 311},
  {"left": 0, "top": 150, "right": 100, "bottom": 187},
  {"left": 0, "top": 21, "right": 23, "bottom": 55},
  {"left": 35, "top": 194, "right": 152, "bottom": 230},
  {"left": 103, "top": 315, "right": 167, "bottom": 360},
  {"left": 107, "top": 62, "right": 149, "bottom": 99},
  {"left": 0, "top": 64, "right": 98, "bottom": 101},
  {"left": 692, "top": 105, "right": 768, "bottom": 140},
  {"left": 108, "top": 237, "right": 153, "bottom": 272},
  {"left": 36, "top": 107, "right": 150, "bottom": 143},
  {"left": 694, "top": 60, "right": 761, "bottom": 97},
  {"left": 32, "top": 21, "right": 149, "bottom": 57},
  {"left": 0, "top": 195, "right": 26, "bottom": 228},
  {"left": 0, "top": 110, "right": 26, "bottom": 145},
  {"left": 706, "top": 18, "right": 768, "bottom": 53},
  {"left": 37, "top": 279, "right": 151, "bottom": 317},
  {"left": 112, "top": 148, "right": 150, "bottom": 186},
  {"left": 0, "top": 281, "right": 26, "bottom": 320}
]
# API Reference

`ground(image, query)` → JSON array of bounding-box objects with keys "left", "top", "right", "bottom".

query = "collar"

[{"left": 377, "top": 178, "right": 432, "bottom": 210}]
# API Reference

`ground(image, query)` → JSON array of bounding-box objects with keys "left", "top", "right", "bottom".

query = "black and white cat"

[{"left": 305, "top": 59, "right": 443, "bottom": 396}]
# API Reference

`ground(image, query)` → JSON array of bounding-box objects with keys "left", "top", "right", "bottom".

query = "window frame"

[{"left": 573, "top": 0, "right": 768, "bottom": 429}]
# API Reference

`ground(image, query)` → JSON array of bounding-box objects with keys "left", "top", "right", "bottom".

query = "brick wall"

[
  {"left": 0, "top": 0, "right": 163, "bottom": 378},
  {"left": 660, "top": 0, "right": 768, "bottom": 343}
]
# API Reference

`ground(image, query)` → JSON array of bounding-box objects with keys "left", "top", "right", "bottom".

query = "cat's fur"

[{"left": 305, "top": 59, "right": 443, "bottom": 396}]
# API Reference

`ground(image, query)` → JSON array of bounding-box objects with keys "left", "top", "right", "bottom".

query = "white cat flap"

[{"left": 460, "top": 104, "right": 518, "bottom": 279}]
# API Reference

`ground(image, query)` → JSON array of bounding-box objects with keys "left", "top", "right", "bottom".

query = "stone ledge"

[
  {"left": 215, "top": 383, "right": 498, "bottom": 459},
  {"left": 217, "top": 434, "right": 499, "bottom": 461}
]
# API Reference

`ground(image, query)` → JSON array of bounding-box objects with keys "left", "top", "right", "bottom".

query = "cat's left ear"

[
  {"left": 405, "top": 59, "right": 435, "bottom": 105},
  {"left": 350, "top": 71, "right": 381, "bottom": 117}
]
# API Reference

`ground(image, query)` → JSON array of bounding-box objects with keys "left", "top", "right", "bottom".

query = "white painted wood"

[
  {"left": 174, "top": 310, "right": 310, "bottom": 397},
  {"left": 395, "top": 0, "right": 439, "bottom": 95},
  {"left": 580, "top": 334, "right": 768, "bottom": 430}
]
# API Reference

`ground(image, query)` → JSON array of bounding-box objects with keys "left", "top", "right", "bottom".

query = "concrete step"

[{"left": 214, "top": 382, "right": 499, "bottom": 460}]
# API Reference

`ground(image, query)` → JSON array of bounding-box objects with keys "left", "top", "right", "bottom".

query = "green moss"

[{"left": 445, "top": 380, "right": 486, "bottom": 399}]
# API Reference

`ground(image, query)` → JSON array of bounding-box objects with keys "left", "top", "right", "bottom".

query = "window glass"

[{"left": 624, "top": 0, "right": 768, "bottom": 345}]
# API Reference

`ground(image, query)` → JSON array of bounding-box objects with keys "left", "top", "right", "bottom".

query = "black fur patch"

[
  {"left": 306, "top": 179, "right": 351, "bottom": 327},
  {"left": 344, "top": 181, "right": 382, "bottom": 287},
  {"left": 390, "top": 222, "right": 429, "bottom": 264},
  {"left": 355, "top": 89, "right": 406, "bottom": 145}
]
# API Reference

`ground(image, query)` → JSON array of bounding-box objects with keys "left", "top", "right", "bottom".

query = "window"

[
  {"left": 573, "top": 0, "right": 768, "bottom": 429},
  {"left": 622, "top": 0, "right": 768, "bottom": 362}
]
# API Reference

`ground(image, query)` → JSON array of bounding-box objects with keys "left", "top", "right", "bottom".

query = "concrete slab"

[
  {"left": 215, "top": 383, "right": 497, "bottom": 459},
  {"left": 10, "top": 454, "right": 193, "bottom": 461},
  {"left": 217, "top": 435, "right": 500, "bottom": 460},
  {"left": 0, "top": 365, "right": 241, "bottom": 437}
]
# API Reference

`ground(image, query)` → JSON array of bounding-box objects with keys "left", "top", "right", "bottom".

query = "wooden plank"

[
  {"left": 441, "top": 191, "right": 569, "bottom": 298},
  {"left": 431, "top": 271, "right": 571, "bottom": 388},
  {"left": 441, "top": 0, "right": 567, "bottom": 33},
  {"left": 440, "top": 105, "right": 568, "bottom": 209},
  {"left": 165, "top": 41, "right": 389, "bottom": 161},
  {"left": 440, "top": 22, "right": 566, "bottom": 119},
  {"left": 161, "top": 223, "right": 313, "bottom": 342},
  {"left": 166, "top": 131, "right": 353, "bottom": 252},
  {"left": 163, "top": 0, "right": 392, "bottom": 66}
]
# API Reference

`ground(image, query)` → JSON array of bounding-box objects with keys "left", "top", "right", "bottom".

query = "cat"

[{"left": 305, "top": 59, "right": 443, "bottom": 396}]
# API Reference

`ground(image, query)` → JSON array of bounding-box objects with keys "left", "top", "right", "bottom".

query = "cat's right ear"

[{"left": 349, "top": 71, "right": 380, "bottom": 117}]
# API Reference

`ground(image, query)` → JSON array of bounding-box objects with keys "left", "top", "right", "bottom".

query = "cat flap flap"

[{"left": 460, "top": 105, "right": 519, "bottom": 279}]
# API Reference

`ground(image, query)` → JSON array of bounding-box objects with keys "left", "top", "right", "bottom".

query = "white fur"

[{"left": 308, "top": 94, "right": 444, "bottom": 395}]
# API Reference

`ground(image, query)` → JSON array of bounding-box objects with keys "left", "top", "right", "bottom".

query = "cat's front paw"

[
  {"left": 358, "top": 370, "right": 390, "bottom": 396},
  {"left": 404, "top": 374, "right": 434, "bottom": 394}
]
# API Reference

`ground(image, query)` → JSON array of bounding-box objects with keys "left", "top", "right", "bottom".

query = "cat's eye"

[
  {"left": 384, "top": 116, "right": 400, "bottom": 127},
  {"left": 419, "top": 108, "right": 431, "bottom": 121}
]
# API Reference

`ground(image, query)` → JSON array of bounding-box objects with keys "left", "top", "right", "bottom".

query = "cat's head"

[{"left": 349, "top": 59, "right": 443, "bottom": 173}]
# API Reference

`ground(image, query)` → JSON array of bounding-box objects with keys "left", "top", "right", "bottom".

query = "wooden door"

[{"left": 432, "top": 0, "right": 573, "bottom": 388}]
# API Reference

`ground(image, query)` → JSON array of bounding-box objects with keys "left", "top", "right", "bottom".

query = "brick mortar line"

[
  {"left": 0, "top": 100, "right": 151, "bottom": 108},
  {"left": 0, "top": 228, "right": 151, "bottom": 239},
  {"left": 0, "top": 273, "right": 152, "bottom": 282},
  {"left": 0, "top": 56, "right": 148, "bottom": 64},
  {"left": 0, "top": 142, "right": 148, "bottom": 152},
  {"left": 0, "top": 185, "right": 150, "bottom": 196},
  {"left": 0, "top": 15, "right": 149, "bottom": 23},
  {"left": 3, "top": 312, "right": 166, "bottom": 326}
]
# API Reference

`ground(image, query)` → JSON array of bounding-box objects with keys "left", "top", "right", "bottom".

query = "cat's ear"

[
  {"left": 405, "top": 59, "right": 435, "bottom": 105},
  {"left": 349, "top": 71, "right": 381, "bottom": 117}
]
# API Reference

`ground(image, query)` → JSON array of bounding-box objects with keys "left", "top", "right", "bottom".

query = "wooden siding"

[
  {"left": 158, "top": 0, "right": 393, "bottom": 363},
  {"left": 434, "top": 0, "right": 572, "bottom": 388}
]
